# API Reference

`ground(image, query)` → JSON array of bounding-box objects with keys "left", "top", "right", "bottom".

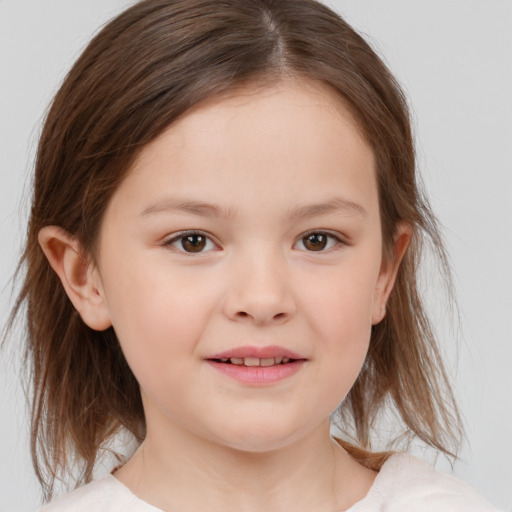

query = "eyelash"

[
  {"left": 294, "top": 231, "right": 345, "bottom": 252},
  {"left": 163, "top": 230, "right": 219, "bottom": 254},
  {"left": 163, "top": 230, "right": 346, "bottom": 254}
]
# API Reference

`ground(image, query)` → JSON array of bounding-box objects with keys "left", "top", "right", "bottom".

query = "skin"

[{"left": 40, "top": 78, "right": 410, "bottom": 512}]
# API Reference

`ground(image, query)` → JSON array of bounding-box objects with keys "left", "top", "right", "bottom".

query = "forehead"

[
  {"left": 146, "top": 78, "right": 368, "bottom": 161},
  {"left": 108, "top": 78, "right": 377, "bottom": 221}
]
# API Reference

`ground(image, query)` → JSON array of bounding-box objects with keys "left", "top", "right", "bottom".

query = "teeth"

[{"left": 224, "top": 357, "right": 293, "bottom": 366}]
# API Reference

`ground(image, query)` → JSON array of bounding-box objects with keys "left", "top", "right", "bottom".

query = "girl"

[{"left": 4, "top": 0, "right": 502, "bottom": 510}]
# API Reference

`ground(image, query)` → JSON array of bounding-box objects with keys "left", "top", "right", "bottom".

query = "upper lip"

[{"left": 208, "top": 345, "right": 306, "bottom": 360}]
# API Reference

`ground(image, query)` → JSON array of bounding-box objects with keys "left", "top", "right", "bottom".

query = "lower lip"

[{"left": 206, "top": 360, "right": 305, "bottom": 384}]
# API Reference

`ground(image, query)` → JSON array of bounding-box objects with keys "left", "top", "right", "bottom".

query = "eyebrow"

[
  {"left": 140, "top": 199, "right": 237, "bottom": 219},
  {"left": 139, "top": 196, "right": 366, "bottom": 220},
  {"left": 288, "top": 197, "right": 367, "bottom": 219}
]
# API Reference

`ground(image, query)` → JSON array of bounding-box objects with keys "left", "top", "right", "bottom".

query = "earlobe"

[
  {"left": 38, "top": 226, "right": 112, "bottom": 331},
  {"left": 372, "top": 223, "right": 412, "bottom": 325}
]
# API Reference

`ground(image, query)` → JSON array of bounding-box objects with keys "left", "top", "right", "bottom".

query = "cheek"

[
  {"left": 297, "top": 256, "right": 379, "bottom": 393},
  {"left": 101, "top": 259, "right": 218, "bottom": 379},
  {"left": 300, "top": 257, "right": 379, "bottom": 340},
  {"left": 316, "top": 286, "right": 372, "bottom": 377}
]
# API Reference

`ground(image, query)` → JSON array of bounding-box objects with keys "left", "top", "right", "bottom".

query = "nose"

[{"left": 222, "top": 250, "right": 296, "bottom": 326}]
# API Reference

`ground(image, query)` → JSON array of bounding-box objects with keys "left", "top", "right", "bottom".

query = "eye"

[
  {"left": 164, "top": 231, "right": 217, "bottom": 253},
  {"left": 294, "top": 231, "right": 343, "bottom": 252}
]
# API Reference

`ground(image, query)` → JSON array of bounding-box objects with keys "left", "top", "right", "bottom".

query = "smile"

[
  {"left": 213, "top": 356, "right": 294, "bottom": 366},
  {"left": 206, "top": 346, "right": 306, "bottom": 384}
]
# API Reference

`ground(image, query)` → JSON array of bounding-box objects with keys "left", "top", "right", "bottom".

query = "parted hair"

[{"left": 7, "top": 0, "right": 461, "bottom": 500}]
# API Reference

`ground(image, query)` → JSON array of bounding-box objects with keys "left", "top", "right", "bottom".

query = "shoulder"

[
  {"left": 352, "top": 453, "right": 500, "bottom": 512},
  {"left": 39, "top": 474, "right": 158, "bottom": 512},
  {"left": 39, "top": 475, "right": 118, "bottom": 512}
]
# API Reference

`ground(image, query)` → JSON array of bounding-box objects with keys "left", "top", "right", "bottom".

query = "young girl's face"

[{"left": 93, "top": 78, "right": 399, "bottom": 452}]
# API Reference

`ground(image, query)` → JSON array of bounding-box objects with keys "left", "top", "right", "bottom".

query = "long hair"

[{"left": 6, "top": 0, "right": 461, "bottom": 500}]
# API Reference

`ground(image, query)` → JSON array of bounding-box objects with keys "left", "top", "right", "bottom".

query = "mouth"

[
  {"left": 209, "top": 356, "right": 299, "bottom": 367},
  {"left": 206, "top": 346, "right": 306, "bottom": 384},
  {"left": 207, "top": 345, "right": 306, "bottom": 365}
]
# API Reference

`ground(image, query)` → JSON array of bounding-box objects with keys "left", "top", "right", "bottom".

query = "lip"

[
  {"left": 206, "top": 359, "right": 305, "bottom": 384},
  {"left": 208, "top": 345, "right": 305, "bottom": 360},
  {"left": 205, "top": 345, "right": 307, "bottom": 385}
]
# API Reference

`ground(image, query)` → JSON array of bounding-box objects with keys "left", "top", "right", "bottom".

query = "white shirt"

[{"left": 40, "top": 453, "right": 500, "bottom": 511}]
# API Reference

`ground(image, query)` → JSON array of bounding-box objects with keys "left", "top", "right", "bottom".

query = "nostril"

[{"left": 235, "top": 311, "right": 287, "bottom": 321}]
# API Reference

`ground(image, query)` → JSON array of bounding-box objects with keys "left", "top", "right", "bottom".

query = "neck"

[{"left": 114, "top": 417, "right": 376, "bottom": 512}]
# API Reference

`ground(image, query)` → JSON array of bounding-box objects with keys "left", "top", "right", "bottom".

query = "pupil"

[
  {"left": 182, "top": 234, "right": 206, "bottom": 252},
  {"left": 304, "top": 233, "right": 327, "bottom": 251}
]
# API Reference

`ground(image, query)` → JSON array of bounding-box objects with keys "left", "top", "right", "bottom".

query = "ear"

[
  {"left": 372, "top": 223, "right": 412, "bottom": 325},
  {"left": 38, "top": 226, "right": 112, "bottom": 331}
]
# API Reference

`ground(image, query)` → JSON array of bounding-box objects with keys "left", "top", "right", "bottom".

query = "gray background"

[{"left": 1, "top": 1, "right": 511, "bottom": 510}]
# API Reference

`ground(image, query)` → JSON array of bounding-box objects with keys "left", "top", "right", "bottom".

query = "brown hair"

[{"left": 7, "top": 0, "right": 461, "bottom": 500}]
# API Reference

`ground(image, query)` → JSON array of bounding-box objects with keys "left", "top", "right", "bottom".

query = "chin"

[{"left": 207, "top": 417, "right": 318, "bottom": 454}]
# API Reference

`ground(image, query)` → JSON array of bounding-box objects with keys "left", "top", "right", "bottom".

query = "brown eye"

[
  {"left": 181, "top": 234, "right": 207, "bottom": 252},
  {"left": 302, "top": 233, "right": 328, "bottom": 251},
  {"left": 166, "top": 232, "right": 216, "bottom": 253},
  {"left": 294, "top": 231, "right": 342, "bottom": 252}
]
